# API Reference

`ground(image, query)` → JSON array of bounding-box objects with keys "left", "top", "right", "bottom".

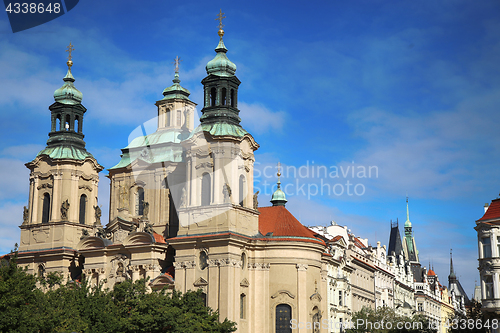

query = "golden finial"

[
  {"left": 215, "top": 9, "right": 226, "bottom": 39},
  {"left": 277, "top": 161, "right": 281, "bottom": 177},
  {"left": 172, "top": 56, "right": 182, "bottom": 73},
  {"left": 66, "top": 41, "right": 74, "bottom": 69}
]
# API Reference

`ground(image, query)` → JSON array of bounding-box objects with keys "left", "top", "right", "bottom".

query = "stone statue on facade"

[
  {"left": 22, "top": 206, "right": 29, "bottom": 224},
  {"left": 80, "top": 229, "right": 89, "bottom": 240},
  {"left": 253, "top": 191, "right": 259, "bottom": 209},
  {"left": 179, "top": 187, "right": 186, "bottom": 208},
  {"left": 94, "top": 205, "right": 102, "bottom": 225},
  {"left": 96, "top": 226, "right": 110, "bottom": 239},
  {"left": 119, "top": 186, "right": 129, "bottom": 209},
  {"left": 61, "top": 199, "right": 70, "bottom": 220},
  {"left": 223, "top": 183, "right": 232, "bottom": 203},
  {"left": 143, "top": 222, "right": 154, "bottom": 235},
  {"left": 142, "top": 201, "right": 149, "bottom": 219}
]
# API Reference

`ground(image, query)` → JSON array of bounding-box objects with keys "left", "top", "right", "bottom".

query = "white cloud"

[
  {"left": 0, "top": 158, "right": 30, "bottom": 200},
  {"left": 0, "top": 202, "right": 23, "bottom": 255},
  {"left": 238, "top": 102, "right": 286, "bottom": 134}
]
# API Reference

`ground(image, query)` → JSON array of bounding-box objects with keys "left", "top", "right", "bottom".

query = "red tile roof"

[
  {"left": 478, "top": 198, "right": 500, "bottom": 222},
  {"left": 331, "top": 235, "right": 344, "bottom": 242},
  {"left": 353, "top": 237, "right": 366, "bottom": 249},
  {"left": 258, "top": 206, "right": 325, "bottom": 245},
  {"left": 153, "top": 232, "right": 166, "bottom": 244},
  {"left": 428, "top": 269, "right": 436, "bottom": 276}
]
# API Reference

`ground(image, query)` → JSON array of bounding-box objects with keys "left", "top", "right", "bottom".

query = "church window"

[
  {"left": 199, "top": 251, "right": 208, "bottom": 270},
  {"left": 168, "top": 191, "right": 178, "bottom": 237},
  {"left": 166, "top": 110, "right": 171, "bottom": 126},
  {"left": 79, "top": 194, "right": 87, "bottom": 224},
  {"left": 136, "top": 187, "right": 144, "bottom": 215},
  {"left": 241, "top": 253, "right": 246, "bottom": 270},
  {"left": 239, "top": 175, "right": 245, "bottom": 207},
  {"left": 56, "top": 115, "right": 62, "bottom": 131},
  {"left": 65, "top": 114, "right": 71, "bottom": 131},
  {"left": 230, "top": 89, "right": 235, "bottom": 107},
  {"left": 201, "top": 173, "right": 211, "bottom": 206},
  {"left": 200, "top": 292, "right": 207, "bottom": 306},
  {"left": 312, "top": 306, "right": 321, "bottom": 333},
  {"left": 485, "top": 275, "right": 494, "bottom": 299},
  {"left": 482, "top": 237, "right": 491, "bottom": 258},
  {"left": 221, "top": 88, "right": 227, "bottom": 105},
  {"left": 177, "top": 110, "right": 181, "bottom": 126},
  {"left": 210, "top": 87, "right": 216, "bottom": 106},
  {"left": 275, "top": 304, "right": 291, "bottom": 333},
  {"left": 240, "top": 293, "right": 246, "bottom": 319},
  {"left": 42, "top": 193, "right": 50, "bottom": 224}
]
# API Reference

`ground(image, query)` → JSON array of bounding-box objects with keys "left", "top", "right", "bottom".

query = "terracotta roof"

[
  {"left": 428, "top": 269, "right": 436, "bottom": 276},
  {"left": 258, "top": 206, "right": 325, "bottom": 245},
  {"left": 153, "top": 232, "right": 166, "bottom": 243},
  {"left": 353, "top": 237, "right": 366, "bottom": 249},
  {"left": 478, "top": 198, "right": 500, "bottom": 222},
  {"left": 331, "top": 235, "right": 344, "bottom": 242}
]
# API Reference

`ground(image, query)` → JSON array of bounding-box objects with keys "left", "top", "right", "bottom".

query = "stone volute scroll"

[{"left": 61, "top": 199, "right": 70, "bottom": 220}]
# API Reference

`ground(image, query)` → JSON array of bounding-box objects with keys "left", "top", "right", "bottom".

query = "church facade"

[{"left": 14, "top": 21, "right": 332, "bottom": 333}]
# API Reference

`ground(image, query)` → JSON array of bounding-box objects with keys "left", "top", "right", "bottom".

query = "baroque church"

[{"left": 15, "top": 16, "right": 333, "bottom": 333}]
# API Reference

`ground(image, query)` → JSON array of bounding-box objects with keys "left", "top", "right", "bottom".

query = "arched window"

[
  {"left": 221, "top": 87, "right": 227, "bottom": 105},
  {"left": 38, "top": 264, "right": 45, "bottom": 278},
  {"left": 239, "top": 175, "right": 245, "bottom": 207},
  {"left": 65, "top": 114, "right": 71, "bottom": 131},
  {"left": 210, "top": 87, "right": 216, "bottom": 106},
  {"left": 75, "top": 116, "right": 80, "bottom": 133},
  {"left": 199, "top": 251, "right": 208, "bottom": 270},
  {"left": 168, "top": 191, "right": 178, "bottom": 237},
  {"left": 201, "top": 173, "right": 211, "bottom": 206},
  {"left": 136, "top": 187, "right": 144, "bottom": 215},
  {"left": 42, "top": 193, "right": 50, "bottom": 224},
  {"left": 57, "top": 115, "right": 61, "bottom": 131},
  {"left": 312, "top": 306, "right": 321, "bottom": 333},
  {"left": 79, "top": 194, "right": 87, "bottom": 224},
  {"left": 240, "top": 293, "right": 246, "bottom": 319},
  {"left": 230, "top": 89, "right": 235, "bottom": 107},
  {"left": 241, "top": 253, "right": 246, "bottom": 270},
  {"left": 276, "top": 304, "right": 292, "bottom": 333}
]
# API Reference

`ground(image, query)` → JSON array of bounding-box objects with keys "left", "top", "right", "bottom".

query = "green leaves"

[{"left": 0, "top": 259, "right": 236, "bottom": 333}]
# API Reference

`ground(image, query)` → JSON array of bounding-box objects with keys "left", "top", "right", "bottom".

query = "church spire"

[
  {"left": 271, "top": 162, "right": 287, "bottom": 206},
  {"left": 405, "top": 195, "right": 412, "bottom": 228},
  {"left": 450, "top": 249, "right": 457, "bottom": 279},
  {"left": 161, "top": 55, "right": 191, "bottom": 101}
]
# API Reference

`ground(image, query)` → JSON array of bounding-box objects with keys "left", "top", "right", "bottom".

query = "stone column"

[
  {"left": 30, "top": 175, "right": 38, "bottom": 224},
  {"left": 494, "top": 273, "right": 500, "bottom": 299},
  {"left": 51, "top": 170, "right": 63, "bottom": 221},
  {"left": 130, "top": 265, "right": 141, "bottom": 282},
  {"left": 297, "top": 264, "right": 308, "bottom": 333},
  {"left": 213, "top": 147, "right": 222, "bottom": 205},
  {"left": 208, "top": 259, "right": 220, "bottom": 312}
]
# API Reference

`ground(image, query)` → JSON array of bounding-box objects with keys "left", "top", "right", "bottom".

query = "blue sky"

[{"left": 1, "top": 0, "right": 500, "bottom": 297}]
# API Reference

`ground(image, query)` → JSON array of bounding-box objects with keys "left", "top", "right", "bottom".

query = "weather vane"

[
  {"left": 216, "top": 9, "right": 226, "bottom": 29},
  {"left": 66, "top": 41, "right": 74, "bottom": 69},
  {"left": 172, "top": 55, "right": 182, "bottom": 73}
]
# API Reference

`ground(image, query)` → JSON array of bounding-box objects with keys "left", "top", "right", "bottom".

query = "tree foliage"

[
  {"left": 0, "top": 253, "right": 236, "bottom": 333},
  {"left": 346, "top": 307, "right": 437, "bottom": 333}
]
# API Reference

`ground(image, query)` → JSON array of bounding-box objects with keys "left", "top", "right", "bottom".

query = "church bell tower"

[{"left": 19, "top": 44, "right": 103, "bottom": 276}]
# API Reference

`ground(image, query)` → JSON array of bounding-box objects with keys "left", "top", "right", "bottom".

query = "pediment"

[
  {"left": 240, "top": 278, "right": 249, "bottom": 287},
  {"left": 271, "top": 290, "right": 295, "bottom": 299},
  {"left": 123, "top": 232, "right": 155, "bottom": 246},
  {"left": 193, "top": 277, "right": 208, "bottom": 287},
  {"left": 310, "top": 292, "right": 322, "bottom": 302}
]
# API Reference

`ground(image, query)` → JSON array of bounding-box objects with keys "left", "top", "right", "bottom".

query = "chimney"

[{"left": 484, "top": 203, "right": 490, "bottom": 213}]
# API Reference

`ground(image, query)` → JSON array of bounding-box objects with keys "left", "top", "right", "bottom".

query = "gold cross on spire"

[
  {"left": 216, "top": 9, "right": 226, "bottom": 29},
  {"left": 66, "top": 42, "right": 74, "bottom": 69},
  {"left": 172, "top": 56, "right": 182, "bottom": 73}
]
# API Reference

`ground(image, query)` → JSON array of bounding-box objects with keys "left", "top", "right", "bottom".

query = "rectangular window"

[
  {"left": 339, "top": 291, "right": 342, "bottom": 306},
  {"left": 418, "top": 303, "right": 423, "bottom": 312},
  {"left": 240, "top": 294, "right": 246, "bottom": 319},
  {"left": 485, "top": 275, "right": 494, "bottom": 299},
  {"left": 339, "top": 318, "right": 343, "bottom": 333},
  {"left": 166, "top": 110, "right": 170, "bottom": 126},
  {"left": 483, "top": 237, "right": 492, "bottom": 258},
  {"left": 177, "top": 110, "right": 181, "bottom": 126}
]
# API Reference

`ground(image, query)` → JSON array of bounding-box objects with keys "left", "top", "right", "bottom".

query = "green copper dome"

[
  {"left": 206, "top": 38, "right": 237, "bottom": 77},
  {"left": 162, "top": 72, "right": 191, "bottom": 101},
  {"left": 53, "top": 69, "right": 83, "bottom": 105},
  {"left": 271, "top": 170, "right": 287, "bottom": 207}
]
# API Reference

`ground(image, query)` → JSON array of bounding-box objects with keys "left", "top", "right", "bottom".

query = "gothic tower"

[
  {"left": 402, "top": 196, "right": 419, "bottom": 263},
  {"left": 18, "top": 44, "right": 103, "bottom": 278}
]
